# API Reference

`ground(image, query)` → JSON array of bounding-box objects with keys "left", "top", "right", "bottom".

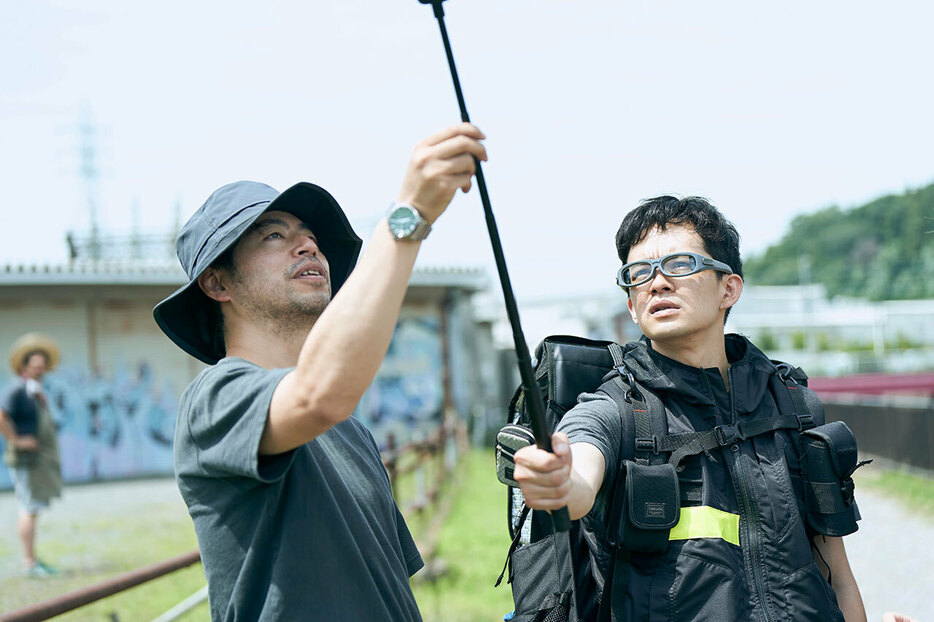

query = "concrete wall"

[
  {"left": 0, "top": 285, "right": 198, "bottom": 488},
  {"left": 0, "top": 280, "right": 489, "bottom": 489}
]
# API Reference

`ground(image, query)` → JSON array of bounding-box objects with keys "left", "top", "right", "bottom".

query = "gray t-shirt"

[
  {"left": 556, "top": 392, "right": 631, "bottom": 535},
  {"left": 175, "top": 357, "right": 423, "bottom": 621}
]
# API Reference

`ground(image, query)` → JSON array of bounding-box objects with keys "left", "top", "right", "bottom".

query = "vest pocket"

[
  {"left": 662, "top": 553, "right": 754, "bottom": 622},
  {"left": 759, "top": 431, "right": 806, "bottom": 542},
  {"left": 781, "top": 561, "right": 845, "bottom": 622}
]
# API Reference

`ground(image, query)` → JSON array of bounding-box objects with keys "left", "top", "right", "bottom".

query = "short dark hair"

[{"left": 615, "top": 195, "right": 742, "bottom": 321}]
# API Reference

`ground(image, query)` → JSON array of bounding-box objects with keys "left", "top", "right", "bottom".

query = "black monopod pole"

[{"left": 418, "top": 0, "right": 571, "bottom": 532}]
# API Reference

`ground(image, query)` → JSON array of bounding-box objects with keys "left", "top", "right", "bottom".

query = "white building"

[{"left": 481, "top": 283, "right": 934, "bottom": 380}]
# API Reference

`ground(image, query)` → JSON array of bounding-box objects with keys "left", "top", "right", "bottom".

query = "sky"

[{"left": 2, "top": 0, "right": 933, "bottom": 302}]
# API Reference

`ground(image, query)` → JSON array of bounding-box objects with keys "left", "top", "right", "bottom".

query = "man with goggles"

[{"left": 512, "top": 196, "right": 867, "bottom": 621}]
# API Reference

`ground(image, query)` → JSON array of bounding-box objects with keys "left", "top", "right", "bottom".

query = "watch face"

[{"left": 390, "top": 206, "right": 419, "bottom": 238}]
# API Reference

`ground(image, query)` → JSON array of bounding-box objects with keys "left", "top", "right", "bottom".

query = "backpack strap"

[
  {"left": 769, "top": 362, "right": 822, "bottom": 430},
  {"left": 495, "top": 505, "right": 531, "bottom": 587},
  {"left": 598, "top": 547, "right": 630, "bottom": 622},
  {"left": 661, "top": 364, "right": 820, "bottom": 470},
  {"left": 606, "top": 343, "right": 660, "bottom": 466},
  {"left": 662, "top": 409, "right": 816, "bottom": 469},
  {"left": 597, "top": 345, "right": 669, "bottom": 622}
]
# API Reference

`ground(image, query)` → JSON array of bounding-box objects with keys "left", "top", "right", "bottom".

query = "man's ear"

[
  {"left": 627, "top": 294, "right": 639, "bottom": 325},
  {"left": 198, "top": 268, "right": 232, "bottom": 303},
  {"left": 720, "top": 274, "right": 744, "bottom": 311}
]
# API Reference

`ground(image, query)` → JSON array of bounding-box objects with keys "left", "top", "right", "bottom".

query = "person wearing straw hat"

[
  {"left": 153, "top": 123, "right": 486, "bottom": 621},
  {"left": 0, "top": 332, "right": 64, "bottom": 578}
]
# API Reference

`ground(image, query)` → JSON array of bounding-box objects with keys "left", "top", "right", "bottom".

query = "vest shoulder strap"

[{"left": 594, "top": 348, "right": 671, "bottom": 622}]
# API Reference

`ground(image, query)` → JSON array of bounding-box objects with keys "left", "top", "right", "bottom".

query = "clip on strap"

[
  {"left": 713, "top": 424, "right": 739, "bottom": 446},
  {"left": 796, "top": 413, "right": 815, "bottom": 430},
  {"left": 635, "top": 437, "right": 658, "bottom": 454}
]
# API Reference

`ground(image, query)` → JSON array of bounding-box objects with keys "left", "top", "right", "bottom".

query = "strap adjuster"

[
  {"left": 635, "top": 437, "right": 659, "bottom": 454},
  {"left": 796, "top": 413, "right": 815, "bottom": 430},
  {"left": 713, "top": 425, "right": 737, "bottom": 446}
]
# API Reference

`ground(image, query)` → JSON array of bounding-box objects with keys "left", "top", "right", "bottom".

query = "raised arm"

[{"left": 261, "top": 123, "right": 487, "bottom": 454}]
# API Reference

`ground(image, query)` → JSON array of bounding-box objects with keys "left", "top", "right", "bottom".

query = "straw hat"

[{"left": 8, "top": 333, "right": 61, "bottom": 374}]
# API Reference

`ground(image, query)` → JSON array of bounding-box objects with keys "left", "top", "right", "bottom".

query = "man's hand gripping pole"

[{"left": 418, "top": 0, "right": 572, "bottom": 532}]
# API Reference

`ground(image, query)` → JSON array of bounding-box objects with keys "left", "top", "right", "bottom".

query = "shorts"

[{"left": 9, "top": 467, "right": 48, "bottom": 514}]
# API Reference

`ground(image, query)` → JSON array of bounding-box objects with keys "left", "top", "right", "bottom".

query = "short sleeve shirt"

[
  {"left": 0, "top": 380, "right": 38, "bottom": 437},
  {"left": 175, "top": 358, "right": 423, "bottom": 621},
  {"left": 556, "top": 391, "right": 633, "bottom": 535}
]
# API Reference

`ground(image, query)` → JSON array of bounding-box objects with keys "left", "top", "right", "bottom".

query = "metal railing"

[
  {"left": 1, "top": 551, "right": 201, "bottom": 622},
  {"left": 383, "top": 415, "right": 464, "bottom": 565},
  {"left": 1, "top": 418, "right": 464, "bottom": 621}
]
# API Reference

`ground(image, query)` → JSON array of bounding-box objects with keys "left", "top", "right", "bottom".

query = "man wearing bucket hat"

[
  {"left": 0, "top": 333, "right": 64, "bottom": 578},
  {"left": 154, "top": 123, "right": 486, "bottom": 620}
]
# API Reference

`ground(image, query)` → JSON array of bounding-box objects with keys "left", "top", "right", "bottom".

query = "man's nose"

[
  {"left": 295, "top": 235, "right": 320, "bottom": 256},
  {"left": 648, "top": 267, "right": 673, "bottom": 293}
]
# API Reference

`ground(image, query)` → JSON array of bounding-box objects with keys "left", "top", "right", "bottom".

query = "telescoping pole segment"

[{"left": 418, "top": 0, "right": 571, "bottom": 532}]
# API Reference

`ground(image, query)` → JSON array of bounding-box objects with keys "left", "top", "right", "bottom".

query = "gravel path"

[
  {"left": 1, "top": 472, "right": 931, "bottom": 621},
  {"left": 845, "top": 483, "right": 933, "bottom": 622},
  {"left": 0, "top": 477, "right": 186, "bottom": 583}
]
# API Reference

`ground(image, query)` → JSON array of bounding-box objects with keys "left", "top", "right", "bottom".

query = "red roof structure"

[{"left": 808, "top": 372, "right": 934, "bottom": 397}]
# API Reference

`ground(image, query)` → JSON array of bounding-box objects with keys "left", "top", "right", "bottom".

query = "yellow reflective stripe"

[{"left": 668, "top": 506, "right": 740, "bottom": 546}]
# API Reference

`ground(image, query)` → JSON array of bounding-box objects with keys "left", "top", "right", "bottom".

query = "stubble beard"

[{"left": 233, "top": 269, "right": 332, "bottom": 341}]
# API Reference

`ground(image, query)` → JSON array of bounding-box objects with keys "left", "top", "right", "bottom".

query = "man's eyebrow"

[{"left": 249, "top": 218, "right": 317, "bottom": 237}]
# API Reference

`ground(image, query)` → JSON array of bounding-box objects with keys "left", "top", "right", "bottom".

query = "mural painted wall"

[
  {"left": 353, "top": 310, "right": 445, "bottom": 449},
  {"left": 1, "top": 307, "right": 451, "bottom": 489},
  {"left": 0, "top": 360, "right": 179, "bottom": 489}
]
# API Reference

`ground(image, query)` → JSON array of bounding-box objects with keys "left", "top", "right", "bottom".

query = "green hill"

[{"left": 743, "top": 182, "right": 934, "bottom": 300}]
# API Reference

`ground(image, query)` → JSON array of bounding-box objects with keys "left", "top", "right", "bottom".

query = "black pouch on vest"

[
  {"left": 800, "top": 421, "right": 868, "bottom": 537},
  {"left": 496, "top": 424, "right": 535, "bottom": 487},
  {"left": 607, "top": 461, "right": 680, "bottom": 554}
]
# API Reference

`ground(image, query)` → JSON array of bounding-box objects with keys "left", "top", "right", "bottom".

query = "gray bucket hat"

[{"left": 153, "top": 180, "right": 362, "bottom": 364}]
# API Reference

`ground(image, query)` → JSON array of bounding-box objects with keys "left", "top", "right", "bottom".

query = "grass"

[
  {"left": 0, "top": 486, "right": 208, "bottom": 620},
  {"left": 855, "top": 463, "right": 934, "bottom": 522},
  {"left": 410, "top": 450, "right": 515, "bottom": 621},
  {"left": 0, "top": 450, "right": 514, "bottom": 621},
  {"left": 3, "top": 452, "right": 929, "bottom": 620}
]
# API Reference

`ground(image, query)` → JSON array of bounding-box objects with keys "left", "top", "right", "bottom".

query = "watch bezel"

[{"left": 387, "top": 202, "right": 431, "bottom": 241}]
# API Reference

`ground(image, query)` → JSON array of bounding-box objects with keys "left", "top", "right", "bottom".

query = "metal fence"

[
  {"left": 823, "top": 396, "right": 934, "bottom": 472},
  {"left": 1, "top": 418, "right": 465, "bottom": 621}
]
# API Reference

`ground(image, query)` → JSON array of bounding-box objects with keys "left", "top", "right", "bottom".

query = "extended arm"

[
  {"left": 261, "top": 123, "right": 487, "bottom": 454},
  {"left": 513, "top": 432, "right": 607, "bottom": 520},
  {"left": 813, "top": 535, "right": 866, "bottom": 622}
]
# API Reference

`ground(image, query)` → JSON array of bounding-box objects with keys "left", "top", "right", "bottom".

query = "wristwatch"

[{"left": 387, "top": 202, "right": 432, "bottom": 242}]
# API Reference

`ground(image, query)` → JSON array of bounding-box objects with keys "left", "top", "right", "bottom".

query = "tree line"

[{"left": 743, "top": 182, "right": 934, "bottom": 300}]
